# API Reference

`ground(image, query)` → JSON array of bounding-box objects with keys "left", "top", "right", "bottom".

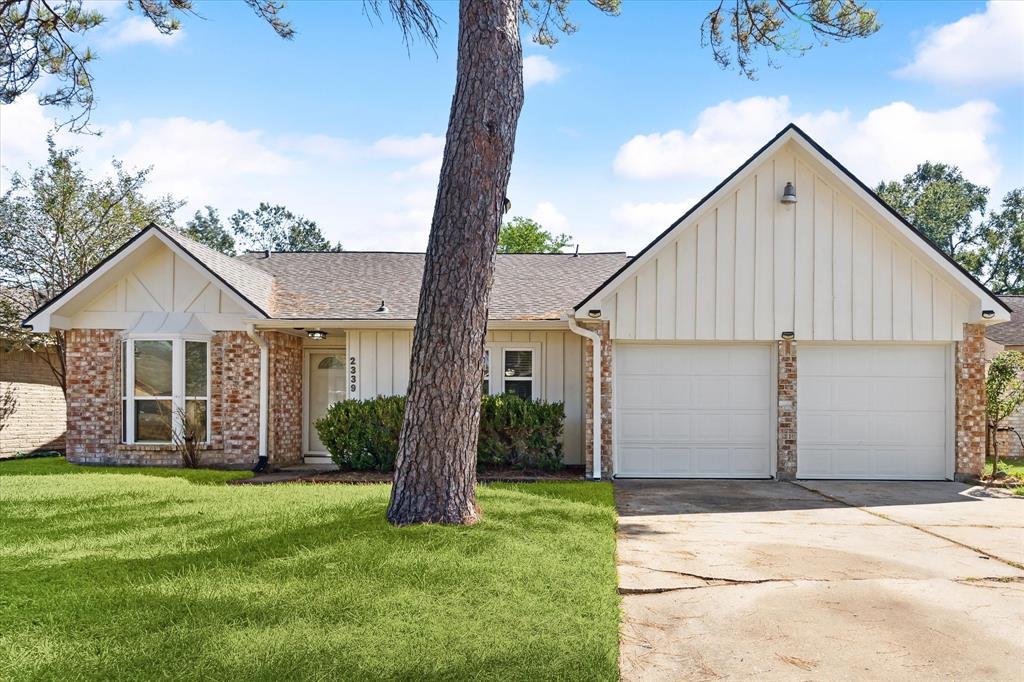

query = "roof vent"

[
  {"left": 573, "top": 244, "right": 580, "bottom": 257},
  {"left": 376, "top": 300, "right": 389, "bottom": 313},
  {"left": 262, "top": 249, "right": 270, "bottom": 259}
]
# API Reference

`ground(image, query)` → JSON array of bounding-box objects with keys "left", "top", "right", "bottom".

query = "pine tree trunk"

[{"left": 386, "top": 0, "right": 523, "bottom": 525}]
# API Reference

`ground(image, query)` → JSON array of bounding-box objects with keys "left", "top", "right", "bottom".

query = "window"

[
  {"left": 121, "top": 337, "right": 210, "bottom": 444},
  {"left": 482, "top": 344, "right": 540, "bottom": 400}
]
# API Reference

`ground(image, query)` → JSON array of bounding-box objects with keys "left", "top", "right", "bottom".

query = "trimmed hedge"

[{"left": 315, "top": 394, "right": 565, "bottom": 472}]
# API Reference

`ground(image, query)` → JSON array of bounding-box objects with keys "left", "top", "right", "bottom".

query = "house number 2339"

[{"left": 349, "top": 356, "right": 357, "bottom": 395}]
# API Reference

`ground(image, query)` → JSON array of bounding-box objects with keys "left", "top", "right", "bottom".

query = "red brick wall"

[
  {"left": 777, "top": 340, "right": 797, "bottom": 479},
  {"left": 956, "top": 323, "right": 987, "bottom": 478},
  {"left": 0, "top": 348, "right": 67, "bottom": 456},
  {"left": 581, "top": 321, "right": 613, "bottom": 479},
  {"left": 267, "top": 331, "right": 303, "bottom": 466},
  {"left": 65, "top": 329, "right": 120, "bottom": 463}
]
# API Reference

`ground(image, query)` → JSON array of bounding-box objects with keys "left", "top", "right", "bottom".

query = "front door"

[{"left": 307, "top": 351, "right": 346, "bottom": 454}]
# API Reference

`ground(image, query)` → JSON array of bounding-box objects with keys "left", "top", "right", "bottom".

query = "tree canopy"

[
  {"left": 182, "top": 206, "right": 237, "bottom": 256},
  {"left": 877, "top": 163, "right": 1023, "bottom": 295},
  {"left": 0, "top": 140, "right": 181, "bottom": 390},
  {"left": 229, "top": 203, "right": 341, "bottom": 252},
  {"left": 498, "top": 217, "right": 572, "bottom": 253}
]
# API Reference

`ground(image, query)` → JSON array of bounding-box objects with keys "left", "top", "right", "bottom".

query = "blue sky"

[{"left": 2, "top": 0, "right": 1022, "bottom": 253}]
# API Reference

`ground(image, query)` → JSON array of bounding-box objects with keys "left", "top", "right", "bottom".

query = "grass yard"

[
  {"left": 0, "top": 458, "right": 619, "bottom": 681},
  {"left": 986, "top": 457, "right": 1024, "bottom": 496}
]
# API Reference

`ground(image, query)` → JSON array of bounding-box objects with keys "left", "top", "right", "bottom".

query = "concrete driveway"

[{"left": 616, "top": 480, "right": 1024, "bottom": 681}]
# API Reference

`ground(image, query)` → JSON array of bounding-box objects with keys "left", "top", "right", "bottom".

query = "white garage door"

[
  {"left": 616, "top": 344, "right": 772, "bottom": 478},
  {"left": 797, "top": 345, "right": 951, "bottom": 480}
]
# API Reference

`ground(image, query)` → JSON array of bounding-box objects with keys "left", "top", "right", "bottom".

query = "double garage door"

[{"left": 615, "top": 343, "right": 951, "bottom": 480}]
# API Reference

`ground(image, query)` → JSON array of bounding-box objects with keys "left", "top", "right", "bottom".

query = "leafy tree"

[
  {"left": 498, "top": 217, "right": 572, "bottom": 253},
  {"left": 182, "top": 206, "right": 236, "bottom": 255},
  {"left": 877, "top": 164, "right": 1023, "bottom": 294},
  {"left": 986, "top": 351, "right": 1024, "bottom": 479},
  {"left": 0, "top": 0, "right": 292, "bottom": 131},
  {"left": 0, "top": 141, "right": 181, "bottom": 393},
  {"left": 229, "top": 203, "right": 341, "bottom": 252},
  {"left": 384, "top": 0, "right": 879, "bottom": 526}
]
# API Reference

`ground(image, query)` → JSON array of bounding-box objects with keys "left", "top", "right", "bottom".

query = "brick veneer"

[
  {"left": 581, "top": 321, "right": 613, "bottom": 479},
  {"left": 777, "top": 340, "right": 797, "bottom": 479},
  {"left": 955, "top": 323, "right": 987, "bottom": 479},
  {"left": 267, "top": 332, "right": 303, "bottom": 466},
  {"left": 0, "top": 349, "right": 67, "bottom": 456},
  {"left": 64, "top": 329, "right": 303, "bottom": 469}
]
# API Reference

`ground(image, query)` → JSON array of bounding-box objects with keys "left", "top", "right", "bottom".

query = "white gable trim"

[
  {"left": 576, "top": 125, "right": 1009, "bottom": 324},
  {"left": 22, "top": 225, "right": 267, "bottom": 332}
]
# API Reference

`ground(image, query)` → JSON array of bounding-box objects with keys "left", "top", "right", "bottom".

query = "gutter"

[
  {"left": 565, "top": 314, "right": 602, "bottom": 480},
  {"left": 246, "top": 323, "right": 269, "bottom": 472}
]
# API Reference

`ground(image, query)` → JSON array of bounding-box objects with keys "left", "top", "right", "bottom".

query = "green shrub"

[{"left": 314, "top": 394, "right": 565, "bottom": 472}]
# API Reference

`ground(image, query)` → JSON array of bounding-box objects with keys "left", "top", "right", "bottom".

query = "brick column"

[
  {"left": 65, "top": 329, "right": 120, "bottom": 464},
  {"left": 266, "top": 331, "right": 303, "bottom": 467},
  {"left": 581, "top": 321, "right": 613, "bottom": 479},
  {"left": 955, "top": 323, "right": 987, "bottom": 480},
  {"left": 777, "top": 339, "right": 797, "bottom": 479}
]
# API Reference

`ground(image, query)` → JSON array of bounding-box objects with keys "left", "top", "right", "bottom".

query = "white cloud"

[
  {"left": 390, "top": 156, "right": 441, "bottom": 182},
  {"left": 372, "top": 133, "right": 444, "bottom": 157},
  {"left": 896, "top": 1, "right": 1024, "bottom": 87},
  {"left": 613, "top": 201, "right": 694, "bottom": 232},
  {"left": 0, "top": 97, "right": 55, "bottom": 184},
  {"left": 614, "top": 95, "right": 1002, "bottom": 187},
  {"left": 100, "top": 16, "right": 184, "bottom": 48},
  {"left": 531, "top": 201, "right": 569, "bottom": 233},
  {"left": 523, "top": 55, "right": 563, "bottom": 87}
]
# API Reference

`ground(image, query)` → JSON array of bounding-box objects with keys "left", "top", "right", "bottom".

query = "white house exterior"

[{"left": 24, "top": 124, "right": 1010, "bottom": 480}]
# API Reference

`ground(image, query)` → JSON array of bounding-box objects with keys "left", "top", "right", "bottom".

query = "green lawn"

[
  {"left": 987, "top": 457, "right": 1024, "bottom": 496},
  {"left": 0, "top": 456, "right": 252, "bottom": 484},
  {"left": 0, "top": 459, "right": 620, "bottom": 680}
]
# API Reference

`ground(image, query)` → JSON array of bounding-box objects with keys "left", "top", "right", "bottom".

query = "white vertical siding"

[
  {"left": 599, "top": 142, "right": 973, "bottom": 342},
  {"left": 347, "top": 328, "right": 585, "bottom": 464}
]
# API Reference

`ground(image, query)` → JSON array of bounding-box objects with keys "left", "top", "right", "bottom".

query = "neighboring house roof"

[
  {"left": 235, "top": 251, "right": 631, "bottom": 320},
  {"left": 574, "top": 123, "right": 1012, "bottom": 318},
  {"left": 987, "top": 296, "right": 1024, "bottom": 346}
]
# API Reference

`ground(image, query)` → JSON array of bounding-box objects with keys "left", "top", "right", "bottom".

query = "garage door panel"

[
  {"left": 616, "top": 344, "right": 772, "bottom": 478},
  {"left": 797, "top": 344, "right": 950, "bottom": 480}
]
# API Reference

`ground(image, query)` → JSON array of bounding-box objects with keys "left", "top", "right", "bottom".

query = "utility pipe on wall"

[
  {"left": 246, "top": 324, "right": 269, "bottom": 471},
  {"left": 565, "top": 315, "right": 602, "bottom": 480}
]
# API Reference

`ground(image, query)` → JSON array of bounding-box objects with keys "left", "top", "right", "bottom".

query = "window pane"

[
  {"left": 121, "top": 341, "right": 127, "bottom": 397},
  {"left": 134, "top": 340, "right": 173, "bottom": 397},
  {"left": 482, "top": 349, "right": 490, "bottom": 395},
  {"left": 121, "top": 399, "right": 127, "bottom": 443},
  {"left": 317, "top": 356, "right": 344, "bottom": 370},
  {"left": 504, "top": 380, "right": 532, "bottom": 400},
  {"left": 185, "top": 341, "right": 208, "bottom": 396},
  {"left": 185, "top": 399, "right": 208, "bottom": 442},
  {"left": 504, "top": 350, "right": 532, "bottom": 378},
  {"left": 135, "top": 400, "right": 172, "bottom": 442}
]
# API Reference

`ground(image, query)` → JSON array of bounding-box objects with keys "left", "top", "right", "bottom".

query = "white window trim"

[
  {"left": 483, "top": 342, "right": 542, "bottom": 400},
  {"left": 122, "top": 334, "right": 211, "bottom": 445}
]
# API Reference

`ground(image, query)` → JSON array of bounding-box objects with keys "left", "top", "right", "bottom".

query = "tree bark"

[{"left": 386, "top": 0, "right": 523, "bottom": 525}]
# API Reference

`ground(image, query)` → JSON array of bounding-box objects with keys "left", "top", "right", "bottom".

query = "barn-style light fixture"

[
  {"left": 307, "top": 329, "right": 327, "bottom": 340},
  {"left": 587, "top": 309, "right": 601, "bottom": 318},
  {"left": 781, "top": 331, "right": 795, "bottom": 340},
  {"left": 781, "top": 182, "right": 797, "bottom": 204},
  {"left": 981, "top": 310, "right": 995, "bottom": 319}
]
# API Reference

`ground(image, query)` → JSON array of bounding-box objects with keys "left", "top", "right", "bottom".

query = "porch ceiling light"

[
  {"left": 781, "top": 331, "right": 795, "bottom": 340},
  {"left": 781, "top": 182, "right": 797, "bottom": 204},
  {"left": 307, "top": 329, "right": 327, "bottom": 340},
  {"left": 587, "top": 309, "right": 601, "bottom": 318},
  {"left": 981, "top": 310, "right": 995, "bottom": 319}
]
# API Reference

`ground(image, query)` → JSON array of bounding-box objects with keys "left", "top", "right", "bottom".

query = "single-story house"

[
  {"left": 22, "top": 124, "right": 1012, "bottom": 480},
  {"left": 0, "top": 347, "right": 67, "bottom": 457},
  {"left": 986, "top": 296, "right": 1024, "bottom": 459}
]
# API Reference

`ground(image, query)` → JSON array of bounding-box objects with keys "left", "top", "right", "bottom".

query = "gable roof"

[
  {"left": 235, "top": 251, "right": 630, "bottom": 320},
  {"left": 574, "top": 123, "right": 1011, "bottom": 317},
  {"left": 987, "top": 296, "right": 1024, "bottom": 345}
]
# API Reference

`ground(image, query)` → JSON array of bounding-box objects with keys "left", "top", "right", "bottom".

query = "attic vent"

[{"left": 376, "top": 300, "right": 389, "bottom": 313}]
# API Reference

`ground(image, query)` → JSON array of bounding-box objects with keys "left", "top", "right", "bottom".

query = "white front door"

[
  {"left": 797, "top": 344, "right": 951, "bottom": 480},
  {"left": 307, "top": 351, "right": 346, "bottom": 454},
  {"left": 615, "top": 343, "right": 773, "bottom": 478}
]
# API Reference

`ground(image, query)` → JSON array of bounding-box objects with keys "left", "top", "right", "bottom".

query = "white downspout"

[
  {"left": 566, "top": 314, "right": 602, "bottom": 480},
  {"left": 246, "top": 323, "right": 269, "bottom": 469}
]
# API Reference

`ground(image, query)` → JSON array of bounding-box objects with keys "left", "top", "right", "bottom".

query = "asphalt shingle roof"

[
  {"left": 230, "top": 250, "right": 631, "bottom": 320},
  {"left": 987, "top": 296, "right": 1024, "bottom": 346}
]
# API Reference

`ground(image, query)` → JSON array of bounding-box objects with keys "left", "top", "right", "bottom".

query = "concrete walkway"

[{"left": 616, "top": 480, "right": 1024, "bottom": 681}]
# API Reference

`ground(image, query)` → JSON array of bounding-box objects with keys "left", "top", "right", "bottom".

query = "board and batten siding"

[
  {"left": 345, "top": 329, "right": 585, "bottom": 464},
  {"left": 602, "top": 143, "right": 974, "bottom": 342}
]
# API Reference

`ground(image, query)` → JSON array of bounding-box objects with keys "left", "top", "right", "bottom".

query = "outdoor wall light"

[
  {"left": 307, "top": 329, "right": 327, "bottom": 340},
  {"left": 981, "top": 310, "right": 995, "bottom": 319},
  {"left": 587, "top": 309, "right": 602, "bottom": 318},
  {"left": 781, "top": 331, "right": 795, "bottom": 340},
  {"left": 781, "top": 182, "right": 797, "bottom": 204}
]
